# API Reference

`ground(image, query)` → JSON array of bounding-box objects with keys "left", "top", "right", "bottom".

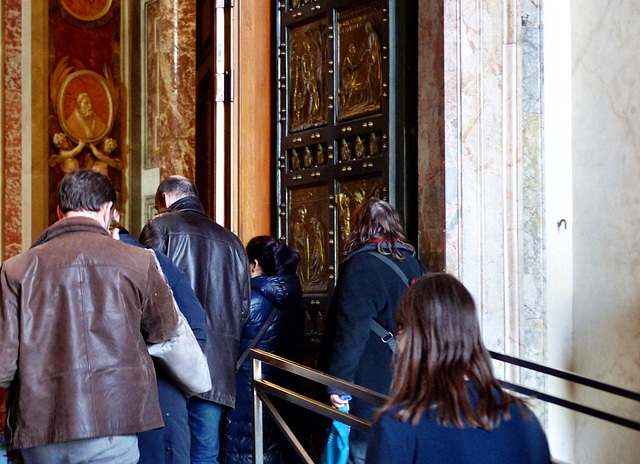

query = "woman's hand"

[{"left": 330, "top": 394, "right": 349, "bottom": 410}]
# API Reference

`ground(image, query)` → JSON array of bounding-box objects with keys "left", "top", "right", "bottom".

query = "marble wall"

[
  {"left": 571, "top": 1, "right": 640, "bottom": 461},
  {"left": 428, "top": 0, "right": 640, "bottom": 461}
]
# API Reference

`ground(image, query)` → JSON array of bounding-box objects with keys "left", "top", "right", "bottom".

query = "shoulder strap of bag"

[
  {"left": 365, "top": 251, "right": 412, "bottom": 354},
  {"left": 236, "top": 306, "right": 279, "bottom": 370},
  {"left": 370, "top": 319, "right": 397, "bottom": 353},
  {"left": 366, "top": 251, "right": 410, "bottom": 287},
  {"left": 367, "top": 251, "right": 409, "bottom": 287}
]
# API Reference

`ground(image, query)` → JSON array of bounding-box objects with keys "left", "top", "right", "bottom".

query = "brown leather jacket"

[
  {"left": 140, "top": 197, "right": 250, "bottom": 408},
  {"left": 0, "top": 217, "right": 178, "bottom": 450}
]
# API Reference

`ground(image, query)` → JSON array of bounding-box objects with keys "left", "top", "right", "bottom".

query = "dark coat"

[
  {"left": 119, "top": 231, "right": 207, "bottom": 464},
  {"left": 366, "top": 384, "right": 552, "bottom": 464},
  {"left": 321, "top": 242, "right": 424, "bottom": 441},
  {"left": 140, "top": 196, "right": 251, "bottom": 408},
  {"left": 222, "top": 274, "right": 303, "bottom": 464},
  {"left": 0, "top": 217, "right": 178, "bottom": 450}
]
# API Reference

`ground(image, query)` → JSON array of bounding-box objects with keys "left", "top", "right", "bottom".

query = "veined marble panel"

[
  {"left": 142, "top": 0, "right": 161, "bottom": 170},
  {"left": 443, "top": 0, "right": 523, "bottom": 359},
  {"left": 2, "top": 0, "right": 23, "bottom": 259},
  {"left": 155, "top": 0, "right": 196, "bottom": 179},
  {"left": 521, "top": 0, "right": 546, "bottom": 395}
]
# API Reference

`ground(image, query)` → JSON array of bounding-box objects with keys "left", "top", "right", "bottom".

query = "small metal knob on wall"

[{"left": 557, "top": 219, "right": 567, "bottom": 230}]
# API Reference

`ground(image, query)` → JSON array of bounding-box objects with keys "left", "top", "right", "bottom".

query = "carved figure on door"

[
  {"left": 340, "top": 139, "right": 352, "bottom": 162},
  {"left": 294, "top": 206, "right": 311, "bottom": 284},
  {"left": 362, "top": 21, "right": 382, "bottom": 105},
  {"left": 291, "top": 149, "right": 301, "bottom": 171},
  {"left": 308, "top": 215, "right": 326, "bottom": 283},
  {"left": 340, "top": 43, "right": 365, "bottom": 110},
  {"left": 316, "top": 144, "right": 326, "bottom": 166},
  {"left": 354, "top": 136, "right": 365, "bottom": 159},
  {"left": 369, "top": 133, "right": 379, "bottom": 156},
  {"left": 303, "top": 146, "right": 314, "bottom": 168}
]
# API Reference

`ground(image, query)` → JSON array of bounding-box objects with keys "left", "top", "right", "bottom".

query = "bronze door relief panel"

[
  {"left": 276, "top": 0, "right": 414, "bottom": 344},
  {"left": 336, "top": 3, "right": 385, "bottom": 122},
  {"left": 289, "top": 184, "right": 331, "bottom": 294}
]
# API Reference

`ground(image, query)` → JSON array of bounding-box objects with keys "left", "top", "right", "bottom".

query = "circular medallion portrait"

[
  {"left": 60, "top": 0, "right": 112, "bottom": 22},
  {"left": 57, "top": 70, "right": 114, "bottom": 144}
]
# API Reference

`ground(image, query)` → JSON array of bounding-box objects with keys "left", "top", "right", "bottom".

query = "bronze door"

[{"left": 276, "top": 0, "right": 418, "bottom": 344}]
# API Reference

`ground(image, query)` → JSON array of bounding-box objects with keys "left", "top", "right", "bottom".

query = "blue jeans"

[
  {"left": 187, "top": 397, "right": 222, "bottom": 464},
  {"left": 21, "top": 435, "right": 138, "bottom": 464}
]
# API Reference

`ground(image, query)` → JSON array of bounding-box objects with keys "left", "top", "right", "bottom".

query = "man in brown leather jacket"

[
  {"left": 140, "top": 175, "right": 250, "bottom": 464},
  {"left": 0, "top": 169, "right": 178, "bottom": 463}
]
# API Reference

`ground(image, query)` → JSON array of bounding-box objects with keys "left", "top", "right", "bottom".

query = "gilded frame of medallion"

[
  {"left": 288, "top": 184, "right": 332, "bottom": 294},
  {"left": 60, "top": 0, "right": 113, "bottom": 22},
  {"left": 56, "top": 69, "right": 116, "bottom": 144}
]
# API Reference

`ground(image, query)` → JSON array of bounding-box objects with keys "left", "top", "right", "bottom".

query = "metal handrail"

[
  {"left": 250, "top": 350, "right": 386, "bottom": 464},
  {"left": 490, "top": 351, "right": 640, "bottom": 402},
  {"left": 488, "top": 350, "right": 640, "bottom": 431},
  {"left": 251, "top": 349, "right": 640, "bottom": 464}
]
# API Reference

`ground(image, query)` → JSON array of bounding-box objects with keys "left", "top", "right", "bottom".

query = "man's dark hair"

[
  {"left": 58, "top": 169, "right": 117, "bottom": 213},
  {"left": 156, "top": 176, "right": 198, "bottom": 204}
]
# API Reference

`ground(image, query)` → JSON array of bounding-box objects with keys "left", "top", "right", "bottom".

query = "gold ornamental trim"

[{"left": 60, "top": 0, "right": 113, "bottom": 22}]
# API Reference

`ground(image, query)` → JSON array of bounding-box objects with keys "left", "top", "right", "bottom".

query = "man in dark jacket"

[
  {"left": 140, "top": 175, "right": 250, "bottom": 464},
  {"left": 117, "top": 225, "right": 207, "bottom": 464},
  {"left": 0, "top": 169, "right": 179, "bottom": 463}
]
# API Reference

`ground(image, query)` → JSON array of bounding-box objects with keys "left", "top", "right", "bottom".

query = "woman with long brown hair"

[
  {"left": 320, "top": 197, "right": 426, "bottom": 464},
  {"left": 366, "top": 273, "right": 551, "bottom": 464}
]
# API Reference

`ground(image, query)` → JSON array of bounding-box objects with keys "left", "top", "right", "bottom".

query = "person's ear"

[
  {"left": 100, "top": 201, "right": 113, "bottom": 230},
  {"left": 162, "top": 192, "right": 171, "bottom": 209},
  {"left": 57, "top": 205, "right": 64, "bottom": 220},
  {"left": 250, "top": 259, "right": 260, "bottom": 277}
]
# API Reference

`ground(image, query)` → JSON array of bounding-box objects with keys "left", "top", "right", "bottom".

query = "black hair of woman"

[{"left": 246, "top": 235, "right": 300, "bottom": 276}]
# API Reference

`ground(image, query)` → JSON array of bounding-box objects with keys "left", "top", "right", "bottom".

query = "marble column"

[
  {"left": 2, "top": 0, "right": 24, "bottom": 260},
  {"left": 437, "top": 0, "right": 550, "bottom": 397},
  {"left": 155, "top": 0, "right": 196, "bottom": 180},
  {"left": 441, "top": 0, "right": 525, "bottom": 359}
]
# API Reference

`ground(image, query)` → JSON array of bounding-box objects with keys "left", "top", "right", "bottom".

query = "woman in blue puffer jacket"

[{"left": 222, "top": 236, "right": 304, "bottom": 464}]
